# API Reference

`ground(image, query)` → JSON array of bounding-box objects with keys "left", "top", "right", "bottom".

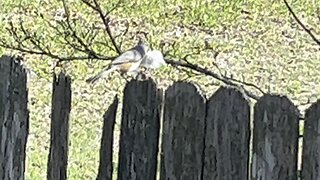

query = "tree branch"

[
  {"left": 0, "top": 39, "right": 115, "bottom": 61},
  {"left": 165, "top": 58, "right": 263, "bottom": 100},
  {"left": 0, "top": 2, "right": 118, "bottom": 62},
  {"left": 283, "top": 0, "right": 320, "bottom": 46},
  {"left": 81, "top": 0, "right": 122, "bottom": 54}
]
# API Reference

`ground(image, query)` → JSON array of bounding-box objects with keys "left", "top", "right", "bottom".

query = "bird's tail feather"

[{"left": 86, "top": 66, "right": 117, "bottom": 84}]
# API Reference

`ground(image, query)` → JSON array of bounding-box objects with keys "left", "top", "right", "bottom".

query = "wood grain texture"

[
  {"left": 252, "top": 95, "right": 299, "bottom": 180},
  {"left": 301, "top": 100, "right": 320, "bottom": 179},
  {"left": 47, "top": 73, "right": 71, "bottom": 180},
  {"left": 117, "top": 79, "right": 162, "bottom": 180},
  {"left": 160, "top": 81, "right": 206, "bottom": 180},
  {"left": 203, "top": 87, "right": 250, "bottom": 180},
  {"left": 0, "top": 56, "right": 29, "bottom": 180},
  {"left": 97, "top": 95, "right": 118, "bottom": 180}
]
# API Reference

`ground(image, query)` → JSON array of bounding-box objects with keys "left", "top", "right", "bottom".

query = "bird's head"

[{"left": 138, "top": 41, "right": 150, "bottom": 53}]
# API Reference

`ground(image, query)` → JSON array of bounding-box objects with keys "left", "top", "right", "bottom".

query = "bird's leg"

[
  {"left": 131, "top": 70, "right": 145, "bottom": 81},
  {"left": 135, "top": 67, "right": 150, "bottom": 80}
]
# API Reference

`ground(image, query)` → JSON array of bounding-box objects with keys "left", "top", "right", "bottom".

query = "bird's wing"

[
  {"left": 112, "top": 44, "right": 148, "bottom": 65},
  {"left": 141, "top": 50, "right": 166, "bottom": 69}
]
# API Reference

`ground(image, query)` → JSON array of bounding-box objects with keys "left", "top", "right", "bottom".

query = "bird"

[
  {"left": 140, "top": 50, "right": 166, "bottom": 70},
  {"left": 134, "top": 50, "right": 166, "bottom": 80},
  {"left": 86, "top": 42, "right": 150, "bottom": 83}
]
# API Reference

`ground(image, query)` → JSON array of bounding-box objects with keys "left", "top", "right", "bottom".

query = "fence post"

[
  {"left": 47, "top": 73, "right": 71, "bottom": 180},
  {"left": 117, "top": 79, "right": 162, "bottom": 180},
  {"left": 160, "top": 82, "right": 206, "bottom": 180},
  {"left": 97, "top": 95, "right": 118, "bottom": 180},
  {"left": 0, "top": 56, "right": 29, "bottom": 180},
  {"left": 301, "top": 100, "right": 320, "bottom": 179},
  {"left": 203, "top": 87, "right": 250, "bottom": 180},
  {"left": 252, "top": 95, "right": 299, "bottom": 180}
]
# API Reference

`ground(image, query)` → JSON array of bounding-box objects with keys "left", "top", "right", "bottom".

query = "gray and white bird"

[{"left": 86, "top": 42, "right": 150, "bottom": 83}]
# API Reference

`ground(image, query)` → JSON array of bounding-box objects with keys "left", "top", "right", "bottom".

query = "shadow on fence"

[{"left": 1, "top": 55, "right": 319, "bottom": 180}]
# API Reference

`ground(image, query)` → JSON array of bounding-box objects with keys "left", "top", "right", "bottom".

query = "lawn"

[{"left": 1, "top": 0, "right": 320, "bottom": 179}]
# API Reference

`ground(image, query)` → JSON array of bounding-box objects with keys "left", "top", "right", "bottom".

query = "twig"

[
  {"left": 81, "top": 0, "right": 122, "bottom": 54},
  {"left": 0, "top": 38, "right": 115, "bottom": 62},
  {"left": 283, "top": 0, "right": 320, "bottom": 46},
  {"left": 0, "top": 5, "right": 117, "bottom": 62},
  {"left": 165, "top": 58, "right": 263, "bottom": 100},
  {"left": 223, "top": 75, "right": 265, "bottom": 95},
  {"left": 61, "top": 0, "right": 99, "bottom": 58}
]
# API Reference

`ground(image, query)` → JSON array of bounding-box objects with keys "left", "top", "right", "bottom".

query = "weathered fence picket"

[
  {"left": 47, "top": 73, "right": 71, "bottom": 180},
  {"left": 0, "top": 56, "right": 29, "bottom": 180},
  {"left": 160, "top": 82, "right": 206, "bottom": 180},
  {"left": 252, "top": 95, "right": 299, "bottom": 180},
  {"left": 203, "top": 87, "right": 250, "bottom": 180},
  {"left": 301, "top": 100, "right": 320, "bottom": 179},
  {"left": 97, "top": 95, "right": 118, "bottom": 180},
  {"left": 117, "top": 79, "right": 162, "bottom": 180}
]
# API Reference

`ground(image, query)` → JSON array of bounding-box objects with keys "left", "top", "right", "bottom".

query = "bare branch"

[
  {"left": 0, "top": 2, "right": 119, "bottom": 63},
  {"left": 283, "top": 0, "right": 320, "bottom": 46},
  {"left": 165, "top": 58, "right": 263, "bottom": 100},
  {"left": 61, "top": 0, "right": 100, "bottom": 58},
  {"left": 0, "top": 39, "right": 115, "bottom": 61},
  {"left": 222, "top": 75, "right": 265, "bottom": 95},
  {"left": 162, "top": 49, "right": 265, "bottom": 100},
  {"left": 1, "top": 18, "right": 115, "bottom": 61},
  {"left": 81, "top": 0, "right": 122, "bottom": 54}
]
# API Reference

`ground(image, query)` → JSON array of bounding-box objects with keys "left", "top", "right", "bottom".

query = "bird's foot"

[{"left": 136, "top": 70, "right": 153, "bottom": 81}]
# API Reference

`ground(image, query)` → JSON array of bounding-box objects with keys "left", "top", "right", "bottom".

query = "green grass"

[{"left": 1, "top": 0, "right": 320, "bottom": 179}]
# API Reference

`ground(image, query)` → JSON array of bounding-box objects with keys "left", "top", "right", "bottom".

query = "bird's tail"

[{"left": 86, "top": 66, "right": 117, "bottom": 84}]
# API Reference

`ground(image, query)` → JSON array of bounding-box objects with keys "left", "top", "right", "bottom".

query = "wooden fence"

[{"left": 0, "top": 55, "right": 319, "bottom": 180}]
